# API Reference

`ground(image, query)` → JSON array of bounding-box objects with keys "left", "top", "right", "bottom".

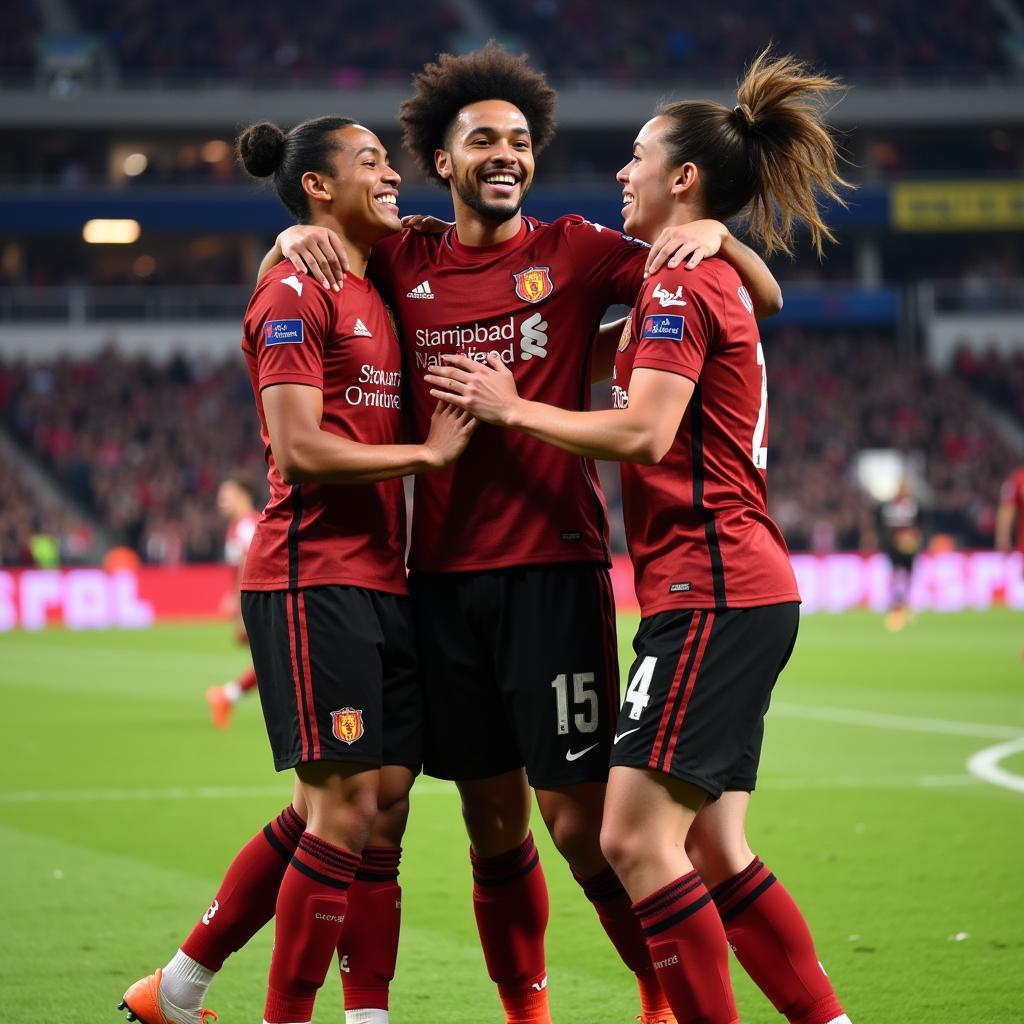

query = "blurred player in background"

[
  {"left": 205, "top": 472, "right": 260, "bottom": 728},
  {"left": 120, "top": 115, "right": 474, "bottom": 1024},
  {"left": 878, "top": 478, "right": 923, "bottom": 632},
  {"left": 996, "top": 465, "right": 1024, "bottom": 657},
  {"left": 270, "top": 41, "right": 784, "bottom": 1024},
  {"left": 428, "top": 49, "right": 853, "bottom": 1024},
  {"left": 996, "top": 465, "right": 1024, "bottom": 556}
]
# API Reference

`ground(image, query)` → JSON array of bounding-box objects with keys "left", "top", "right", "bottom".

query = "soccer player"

[
  {"left": 119, "top": 115, "right": 475, "bottom": 1024},
  {"left": 267, "top": 42, "right": 784, "bottom": 1024},
  {"left": 878, "top": 478, "right": 923, "bottom": 632},
  {"left": 996, "top": 465, "right": 1024, "bottom": 556},
  {"left": 206, "top": 472, "right": 261, "bottom": 729},
  {"left": 426, "top": 50, "right": 854, "bottom": 1024}
]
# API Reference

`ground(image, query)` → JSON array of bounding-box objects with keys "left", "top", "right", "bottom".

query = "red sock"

[
  {"left": 711, "top": 858, "right": 845, "bottom": 1024},
  {"left": 471, "top": 832, "right": 551, "bottom": 1024},
  {"left": 264, "top": 832, "right": 360, "bottom": 1024},
  {"left": 237, "top": 665, "right": 259, "bottom": 692},
  {"left": 574, "top": 865, "right": 668, "bottom": 1017},
  {"left": 634, "top": 870, "right": 738, "bottom": 1024},
  {"left": 338, "top": 845, "right": 402, "bottom": 1011},
  {"left": 181, "top": 804, "right": 305, "bottom": 971}
]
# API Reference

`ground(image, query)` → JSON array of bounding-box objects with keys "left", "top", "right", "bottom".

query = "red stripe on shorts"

[
  {"left": 597, "top": 569, "right": 619, "bottom": 740},
  {"left": 286, "top": 592, "right": 310, "bottom": 761},
  {"left": 659, "top": 610, "right": 715, "bottom": 771},
  {"left": 648, "top": 611, "right": 701, "bottom": 770},
  {"left": 296, "top": 591, "right": 320, "bottom": 760}
]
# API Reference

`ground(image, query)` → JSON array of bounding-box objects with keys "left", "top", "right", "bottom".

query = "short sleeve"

[
  {"left": 630, "top": 266, "right": 723, "bottom": 383},
  {"left": 561, "top": 217, "right": 649, "bottom": 305},
  {"left": 247, "top": 273, "right": 333, "bottom": 392}
]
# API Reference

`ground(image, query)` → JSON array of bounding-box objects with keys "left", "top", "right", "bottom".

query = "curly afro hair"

[{"left": 399, "top": 40, "right": 557, "bottom": 186}]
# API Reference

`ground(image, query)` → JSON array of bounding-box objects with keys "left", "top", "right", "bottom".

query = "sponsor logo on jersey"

[
  {"left": 352, "top": 318, "right": 372, "bottom": 337},
  {"left": 737, "top": 285, "right": 754, "bottom": 314},
  {"left": 406, "top": 280, "right": 434, "bottom": 299},
  {"left": 331, "top": 707, "right": 365, "bottom": 744},
  {"left": 653, "top": 283, "right": 687, "bottom": 308},
  {"left": 520, "top": 311, "right": 548, "bottom": 359},
  {"left": 669, "top": 582, "right": 692, "bottom": 593},
  {"left": 264, "top": 319, "right": 304, "bottom": 345},
  {"left": 513, "top": 265, "right": 554, "bottom": 304},
  {"left": 641, "top": 314, "right": 685, "bottom": 342},
  {"left": 281, "top": 274, "right": 304, "bottom": 296},
  {"left": 620, "top": 233, "right": 651, "bottom": 248}
]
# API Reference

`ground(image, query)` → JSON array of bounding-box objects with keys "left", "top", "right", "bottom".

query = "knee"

[
  {"left": 546, "top": 809, "right": 602, "bottom": 868},
  {"left": 371, "top": 791, "right": 411, "bottom": 847},
  {"left": 460, "top": 783, "right": 530, "bottom": 855},
  {"left": 599, "top": 818, "right": 643, "bottom": 878}
]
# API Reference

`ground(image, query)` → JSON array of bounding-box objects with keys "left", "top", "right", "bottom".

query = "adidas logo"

[
  {"left": 353, "top": 318, "right": 372, "bottom": 337},
  {"left": 406, "top": 280, "right": 434, "bottom": 299}
]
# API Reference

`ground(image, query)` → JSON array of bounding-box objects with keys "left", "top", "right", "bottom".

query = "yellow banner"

[{"left": 891, "top": 181, "right": 1024, "bottom": 231}]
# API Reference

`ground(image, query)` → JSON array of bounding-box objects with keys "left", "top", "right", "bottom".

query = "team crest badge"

[
  {"left": 617, "top": 315, "right": 633, "bottom": 353},
  {"left": 331, "top": 707, "right": 364, "bottom": 745},
  {"left": 514, "top": 266, "right": 554, "bottom": 304}
]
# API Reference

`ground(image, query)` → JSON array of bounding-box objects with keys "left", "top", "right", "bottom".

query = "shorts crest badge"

[
  {"left": 331, "top": 707, "right": 364, "bottom": 744},
  {"left": 514, "top": 266, "right": 554, "bottom": 304}
]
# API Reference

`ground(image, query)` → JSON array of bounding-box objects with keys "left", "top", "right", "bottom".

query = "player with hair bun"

[
  {"left": 120, "top": 114, "right": 474, "bottom": 1024},
  {"left": 268, "top": 40, "right": 790, "bottom": 1024},
  {"left": 428, "top": 49, "right": 855, "bottom": 1024}
]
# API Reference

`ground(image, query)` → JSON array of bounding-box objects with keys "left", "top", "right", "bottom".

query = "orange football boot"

[
  {"left": 205, "top": 686, "right": 233, "bottom": 730},
  {"left": 637, "top": 1015, "right": 678, "bottom": 1024},
  {"left": 118, "top": 968, "right": 217, "bottom": 1024}
]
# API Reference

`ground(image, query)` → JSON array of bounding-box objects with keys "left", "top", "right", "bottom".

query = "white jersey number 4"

[
  {"left": 623, "top": 656, "right": 657, "bottom": 721},
  {"left": 752, "top": 341, "right": 768, "bottom": 469}
]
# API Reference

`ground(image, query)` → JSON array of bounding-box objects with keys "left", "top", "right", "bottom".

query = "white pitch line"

[
  {"left": 966, "top": 738, "right": 1024, "bottom": 795},
  {"left": 0, "top": 779, "right": 459, "bottom": 805},
  {"left": 771, "top": 702, "right": 1024, "bottom": 740}
]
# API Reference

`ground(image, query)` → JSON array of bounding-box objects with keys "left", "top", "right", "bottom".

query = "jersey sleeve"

[
  {"left": 247, "top": 274, "right": 333, "bottom": 391},
  {"left": 561, "top": 216, "right": 648, "bottom": 305},
  {"left": 631, "top": 265, "right": 723, "bottom": 382}
]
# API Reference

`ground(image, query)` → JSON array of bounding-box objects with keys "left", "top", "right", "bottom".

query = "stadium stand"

[{"left": 0, "top": 336, "right": 1018, "bottom": 565}]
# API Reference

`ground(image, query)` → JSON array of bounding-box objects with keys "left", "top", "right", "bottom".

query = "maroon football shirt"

[
  {"left": 369, "top": 215, "right": 648, "bottom": 573},
  {"left": 612, "top": 258, "right": 799, "bottom": 615},
  {"left": 240, "top": 261, "right": 407, "bottom": 594}
]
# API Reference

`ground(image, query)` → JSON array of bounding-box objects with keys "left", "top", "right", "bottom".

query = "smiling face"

[
  {"left": 617, "top": 115, "right": 688, "bottom": 243},
  {"left": 435, "top": 100, "right": 535, "bottom": 224},
  {"left": 309, "top": 125, "right": 401, "bottom": 243}
]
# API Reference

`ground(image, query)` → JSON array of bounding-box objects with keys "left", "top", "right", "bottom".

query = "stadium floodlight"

[{"left": 82, "top": 219, "right": 141, "bottom": 244}]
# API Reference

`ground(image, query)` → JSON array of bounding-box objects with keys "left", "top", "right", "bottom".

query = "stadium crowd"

[
  {"left": 0, "top": 351, "right": 264, "bottom": 566},
  {"left": 954, "top": 345, "right": 1024, "bottom": 423},
  {"left": 5, "top": 0, "right": 1013, "bottom": 84},
  {"left": 0, "top": 333, "right": 1018, "bottom": 567}
]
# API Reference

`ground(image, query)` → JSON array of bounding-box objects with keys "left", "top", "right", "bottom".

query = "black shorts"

[
  {"left": 241, "top": 586, "right": 422, "bottom": 773},
  {"left": 610, "top": 603, "right": 799, "bottom": 799},
  {"left": 409, "top": 564, "right": 618, "bottom": 788},
  {"left": 887, "top": 549, "right": 916, "bottom": 573}
]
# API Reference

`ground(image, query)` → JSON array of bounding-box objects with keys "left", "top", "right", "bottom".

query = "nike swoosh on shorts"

[
  {"left": 614, "top": 727, "right": 641, "bottom": 744},
  {"left": 565, "top": 743, "right": 599, "bottom": 761}
]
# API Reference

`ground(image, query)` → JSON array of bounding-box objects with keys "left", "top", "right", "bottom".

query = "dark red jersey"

[
  {"left": 1000, "top": 467, "right": 1024, "bottom": 551},
  {"left": 240, "top": 261, "right": 407, "bottom": 594},
  {"left": 369, "top": 215, "right": 648, "bottom": 573},
  {"left": 612, "top": 259, "right": 798, "bottom": 615}
]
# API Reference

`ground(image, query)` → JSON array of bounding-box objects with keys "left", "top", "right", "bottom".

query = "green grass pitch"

[{"left": 2, "top": 610, "right": 1021, "bottom": 1023}]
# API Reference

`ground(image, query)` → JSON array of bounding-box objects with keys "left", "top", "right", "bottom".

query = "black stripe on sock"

[
  {"left": 354, "top": 869, "right": 400, "bottom": 883},
  {"left": 289, "top": 856, "right": 353, "bottom": 891},
  {"left": 262, "top": 823, "right": 292, "bottom": 863},
  {"left": 719, "top": 873, "right": 777, "bottom": 924},
  {"left": 642, "top": 891, "right": 713, "bottom": 937},
  {"left": 472, "top": 850, "right": 540, "bottom": 888},
  {"left": 636, "top": 872, "right": 703, "bottom": 918}
]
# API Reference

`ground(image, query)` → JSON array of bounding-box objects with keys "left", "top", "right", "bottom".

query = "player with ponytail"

[{"left": 428, "top": 49, "right": 855, "bottom": 1024}]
